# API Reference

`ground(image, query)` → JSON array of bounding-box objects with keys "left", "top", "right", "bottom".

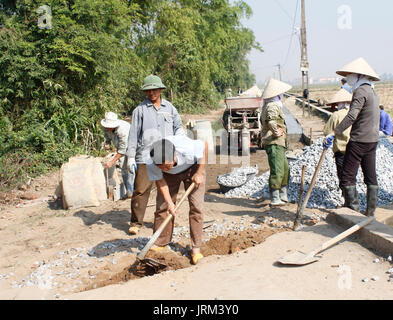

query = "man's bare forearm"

[{"left": 196, "top": 141, "right": 208, "bottom": 174}]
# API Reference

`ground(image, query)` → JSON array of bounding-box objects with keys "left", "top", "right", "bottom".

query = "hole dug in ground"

[{"left": 80, "top": 226, "right": 287, "bottom": 292}]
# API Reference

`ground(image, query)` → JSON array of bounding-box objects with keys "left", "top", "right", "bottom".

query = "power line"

[
  {"left": 282, "top": 0, "right": 300, "bottom": 68},
  {"left": 263, "top": 33, "right": 295, "bottom": 46},
  {"left": 273, "top": 0, "right": 293, "bottom": 22}
]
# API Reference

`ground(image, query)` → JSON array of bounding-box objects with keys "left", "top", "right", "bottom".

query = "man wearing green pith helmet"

[{"left": 125, "top": 75, "right": 185, "bottom": 235}]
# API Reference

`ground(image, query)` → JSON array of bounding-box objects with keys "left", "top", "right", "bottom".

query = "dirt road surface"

[{"left": 0, "top": 97, "right": 392, "bottom": 300}]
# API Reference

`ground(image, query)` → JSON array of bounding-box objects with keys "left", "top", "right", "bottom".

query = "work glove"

[
  {"left": 126, "top": 157, "right": 136, "bottom": 171},
  {"left": 323, "top": 134, "right": 334, "bottom": 149}
]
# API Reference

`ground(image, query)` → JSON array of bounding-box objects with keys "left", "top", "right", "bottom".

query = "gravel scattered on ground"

[{"left": 225, "top": 137, "right": 393, "bottom": 210}]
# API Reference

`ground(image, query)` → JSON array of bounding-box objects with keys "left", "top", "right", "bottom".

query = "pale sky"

[{"left": 241, "top": 0, "right": 393, "bottom": 84}]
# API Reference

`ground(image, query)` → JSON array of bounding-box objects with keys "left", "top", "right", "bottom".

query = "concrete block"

[{"left": 326, "top": 207, "right": 393, "bottom": 257}]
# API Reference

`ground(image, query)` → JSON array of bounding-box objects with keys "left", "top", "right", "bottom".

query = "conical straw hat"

[
  {"left": 326, "top": 88, "right": 353, "bottom": 105},
  {"left": 336, "top": 57, "right": 380, "bottom": 81},
  {"left": 262, "top": 78, "right": 292, "bottom": 99}
]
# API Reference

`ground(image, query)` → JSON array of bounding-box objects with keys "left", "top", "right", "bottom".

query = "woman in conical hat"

[
  {"left": 324, "top": 57, "right": 380, "bottom": 217},
  {"left": 261, "top": 78, "right": 292, "bottom": 206},
  {"left": 323, "top": 88, "right": 353, "bottom": 204}
]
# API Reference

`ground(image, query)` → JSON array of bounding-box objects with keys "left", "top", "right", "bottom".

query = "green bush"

[{"left": 0, "top": 0, "right": 261, "bottom": 191}]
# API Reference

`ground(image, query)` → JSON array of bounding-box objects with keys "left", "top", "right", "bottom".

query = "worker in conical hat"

[
  {"left": 324, "top": 57, "right": 380, "bottom": 217},
  {"left": 323, "top": 88, "right": 353, "bottom": 205},
  {"left": 261, "top": 78, "right": 292, "bottom": 206}
]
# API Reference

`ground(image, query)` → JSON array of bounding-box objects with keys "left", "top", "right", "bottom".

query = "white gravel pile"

[
  {"left": 225, "top": 137, "right": 393, "bottom": 210},
  {"left": 216, "top": 165, "right": 258, "bottom": 187}
]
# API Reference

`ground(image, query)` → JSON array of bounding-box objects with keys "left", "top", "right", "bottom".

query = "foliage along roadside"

[{"left": 0, "top": 0, "right": 262, "bottom": 191}]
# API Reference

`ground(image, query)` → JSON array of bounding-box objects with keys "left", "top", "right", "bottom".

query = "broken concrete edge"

[{"left": 325, "top": 207, "right": 393, "bottom": 257}]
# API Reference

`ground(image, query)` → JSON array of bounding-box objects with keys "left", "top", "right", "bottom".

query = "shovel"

[
  {"left": 293, "top": 147, "right": 328, "bottom": 230},
  {"left": 136, "top": 182, "right": 196, "bottom": 270},
  {"left": 278, "top": 216, "right": 375, "bottom": 266}
]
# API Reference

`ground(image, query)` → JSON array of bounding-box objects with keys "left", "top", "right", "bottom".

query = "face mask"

[{"left": 346, "top": 74, "right": 358, "bottom": 87}]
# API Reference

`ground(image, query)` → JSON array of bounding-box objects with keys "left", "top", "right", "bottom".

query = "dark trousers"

[
  {"left": 334, "top": 151, "right": 345, "bottom": 190},
  {"left": 341, "top": 140, "right": 378, "bottom": 187}
]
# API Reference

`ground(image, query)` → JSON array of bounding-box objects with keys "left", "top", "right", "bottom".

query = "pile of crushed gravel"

[
  {"left": 216, "top": 165, "right": 258, "bottom": 187},
  {"left": 225, "top": 137, "right": 393, "bottom": 210}
]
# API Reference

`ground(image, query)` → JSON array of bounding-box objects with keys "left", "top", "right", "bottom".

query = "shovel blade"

[{"left": 278, "top": 251, "right": 321, "bottom": 266}]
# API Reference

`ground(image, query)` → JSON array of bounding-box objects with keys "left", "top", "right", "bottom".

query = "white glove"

[{"left": 127, "top": 157, "right": 136, "bottom": 171}]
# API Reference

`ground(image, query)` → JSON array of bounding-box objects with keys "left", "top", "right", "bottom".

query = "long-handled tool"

[
  {"left": 293, "top": 148, "right": 328, "bottom": 230},
  {"left": 296, "top": 165, "right": 306, "bottom": 212},
  {"left": 278, "top": 216, "right": 375, "bottom": 265},
  {"left": 136, "top": 182, "right": 196, "bottom": 269},
  {"left": 105, "top": 168, "right": 114, "bottom": 200}
]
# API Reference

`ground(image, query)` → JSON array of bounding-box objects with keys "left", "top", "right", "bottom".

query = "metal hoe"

[
  {"left": 136, "top": 182, "right": 196, "bottom": 270},
  {"left": 278, "top": 216, "right": 375, "bottom": 266}
]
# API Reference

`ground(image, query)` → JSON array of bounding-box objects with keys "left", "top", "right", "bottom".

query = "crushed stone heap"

[{"left": 225, "top": 137, "right": 393, "bottom": 210}]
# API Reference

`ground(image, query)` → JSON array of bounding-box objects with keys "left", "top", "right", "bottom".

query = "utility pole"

[
  {"left": 276, "top": 63, "right": 282, "bottom": 81},
  {"left": 300, "top": 0, "right": 310, "bottom": 116}
]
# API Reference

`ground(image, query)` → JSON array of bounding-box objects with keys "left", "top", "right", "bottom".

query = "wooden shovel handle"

[
  {"left": 293, "top": 147, "right": 328, "bottom": 230},
  {"left": 137, "top": 182, "right": 196, "bottom": 260},
  {"left": 309, "top": 216, "right": 375, "bottom": 256}
]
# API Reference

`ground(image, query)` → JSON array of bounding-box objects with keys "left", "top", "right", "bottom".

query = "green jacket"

[{"left": 261, "top": 101, "right": 287, "bottom": 148}]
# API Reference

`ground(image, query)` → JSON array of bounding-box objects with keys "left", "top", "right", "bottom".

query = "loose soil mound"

[
  {"left": 80, "top": 226, "right": 285, "bottom": 292},
  {"left": 201, "top": 227, "right": 280, "bottom": 255}
]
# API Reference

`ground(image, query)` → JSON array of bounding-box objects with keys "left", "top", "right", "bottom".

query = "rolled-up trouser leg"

[
  {"left": 266, "top": 144, "right": 289, "bottom": 190},
  {"left": 130, "top": 164, "right": 153, "bottom": 226},
  {"left": 153, "top": 176, "right": 181, "bottom": 247}
]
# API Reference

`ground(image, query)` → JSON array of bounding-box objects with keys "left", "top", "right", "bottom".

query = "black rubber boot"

[
  {"left": 365, "top": 185, "right": 378, "bottom": 217},
  {"left": 340, "top": 187, "right": 348, "bottom": 207},
  {"left": 343, "top": 185, "right": 360, "bottom": 212}
]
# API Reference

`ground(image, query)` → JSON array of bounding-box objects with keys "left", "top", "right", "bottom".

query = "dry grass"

[{"left": 291, "top": 82, "right": 393, "bottom": 117}]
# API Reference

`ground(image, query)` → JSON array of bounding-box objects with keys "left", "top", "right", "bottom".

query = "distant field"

[{"left": 290, "top": 82, "right": 393, "bottom": 117}]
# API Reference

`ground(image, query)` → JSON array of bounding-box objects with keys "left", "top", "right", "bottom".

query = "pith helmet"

[
  {"left": 101, "top": 112, "right": 120, "bottom": 128},
  {"left": 262, "top": 78, "right": 292, "bottom": 100},
  {"left": 326, "top": 88, "right": 353, "bottom": 106},
  {"left": 336, "top": 57, "right": 380, "bottom": 81},
  {"left": 141, "top": 75, "right": 166, "bottom": 91}
]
